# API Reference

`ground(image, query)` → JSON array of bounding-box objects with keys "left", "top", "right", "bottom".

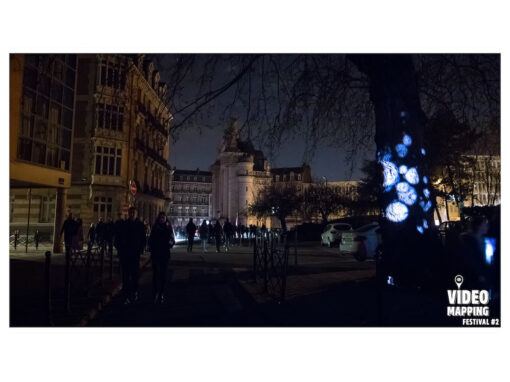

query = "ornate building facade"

[
  {"left": 68, "top": 54, "right": 172, "bottom": 233},
  {"left": 169, "top": 169, "right": 212, "bottom": 228},
  {"left": 210, "top": 121, "right": 313, "bottom": 228}
]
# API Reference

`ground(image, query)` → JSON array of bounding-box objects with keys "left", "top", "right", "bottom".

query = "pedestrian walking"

[
  {"left": 148, "top": 212, "right": 175, "bottom": 304},
  {"left": 223, "top": 218, "right": 234, "bottom": 252},
  {"left": 95, "top": 217, "right": 106, "bottom": 248},
  {"left": 87, "top": 223, "right": 96, "bottom": 250},
  {"left": 104, "top": 218, "right": 114, "bottom": 255},
  {"left": 199, "top": 220, "right": 209, "bottom": 252},
  {"left": 185, "top": 218, "right": 197, "bottom": 253},
  {"left": 60, "top": 212, "right": 77, "bottom": 256},
  {"left": 72, "top": 217, "right": 84, "bottom": 251},
  {"left": 116, "top": 207, "right": 146, "bottom": 304},
  {"left": 213, "top": 220, "right": 223, "bottom": 253}
]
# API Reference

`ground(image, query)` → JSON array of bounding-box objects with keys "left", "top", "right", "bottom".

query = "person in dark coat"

[
  {"left": 223, "top": 218, "right": 234, "bottom": 252},
  {"left": 104, "top": 218, "right": 114, "bottom": 255},
  {"left": 95, "top": 217, "right": 106, "bottom": 248},
  {"left": 72, "top": 218, "right": 84, "bottom": 251},
  {"left": 459, "top": 216, "right": 491, "bottom": 290},
  {"left": 213, "top": 220, "right": 223, "bottom": 253},
  {"left": 60, "top": 212, "right": 76, "bottom": 255},
  {"left": 87, "top": 222, "right": 96, "bottom": 249},
  {"left": 116, "top": 207, "right": 146, "bottom": 304},
  {"left": 148, "top": 212, "right": 175, "bottom": 304},
  {"left": 199, "top": 220, "right": 209, "bottom": 252},
  {"left": 185, "top": 218, "right": 197, "bottom": 253}
]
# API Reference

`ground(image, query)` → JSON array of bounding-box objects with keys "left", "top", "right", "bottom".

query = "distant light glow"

[
  {"left": 404, "top": 167, "right": 419, "bottom": 185},
  {"left": 423, "top": 188, "right": 430, "bottom": 198},
  {"left": 434, "top": 219, "right": 440, "bottom": 226},
  {"left": 396, "top": 182, "right": 417, "bottom": 206},
  {"left": 416, "top": 225, "right": 424, "bottom": 234},
  {"left": 421, "top": 148, "right": 426, "bottom": 155},
  {"left": 382, "top": 153, "right": 391, "bottom": 162},
  {"left": 403, "top": 134, "right": 412, "bottom": 146},
  {"left": 382, "top": 161, "right": 399, "bottom": 187},
  {"left": 399, "top": 165, "right": 408, "bottom": 174},
  {"left": 396, "top": 144, "right": 408, "bottom": 158},
  {"left": 423, "top": 219, "right": 429, "bottom": 229},
  {"left": 484, "top": 238, "right": 495, "bottom": 265},
  {"left": 423, "top": 176, "right": 428, "bottom": 184},
  {"left": 385, "top": 201, "right": 409, "bottom": 222}
]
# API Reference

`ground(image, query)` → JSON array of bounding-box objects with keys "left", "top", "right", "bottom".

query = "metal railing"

[{"left": 253, "top": 231, "right": 290, "bottom": 303}]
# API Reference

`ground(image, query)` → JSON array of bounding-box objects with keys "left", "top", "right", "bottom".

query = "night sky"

[{"left": 169, "top": 126, "right": 374, "bottom": 181}]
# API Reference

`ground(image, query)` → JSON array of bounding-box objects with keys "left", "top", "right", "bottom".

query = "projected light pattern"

[
  {"left": 423, "top": 188, "right": 430, "bottom": 198},
  {"left": 396, "top": 144, "right": 408, "bottom": 158},
  {"left": 423, "top": 219, "right": 429, "bottom": 229},
  {"left": 386, "top": 201, "right": 409, "bottom": 222},
  {"left": 403, "top": 134, "right": 412, "bottom": 146},
  {"left": 423, "top": 176, "right": 428, "bottom": 184},
  {"left": 484, "top": 238, "right": 495, "bottom": 265},
  {"left": 399, "top": 165, "right": 408, "bottom": 174},
  {"left": 382, "top": 160, "right": 399, "bottom": 187},
  {"left": 421, "top": 148, "right": 426, "bottom": 155},
  {"left": 396, "top": 182, "right": 417, "bottom": 206},
  {"left": 416, "top": 225, "right": 424, "bottom": 234},
  {"left": 420, "top": 200, "right": 432, "bottom": 212},
  {"left": 404, "top": 167, "right": 419, "bottom": 184}
]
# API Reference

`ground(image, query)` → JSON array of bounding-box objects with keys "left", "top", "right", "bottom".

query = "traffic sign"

[{"left": 130, "top": 180, "right": 137, "bottom": 196}]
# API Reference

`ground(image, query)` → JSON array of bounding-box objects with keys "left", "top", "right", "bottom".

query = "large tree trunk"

[{"left": 349, "top": 55, "right": 436, "bottom": 289}]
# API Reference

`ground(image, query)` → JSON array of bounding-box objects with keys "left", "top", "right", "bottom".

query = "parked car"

[
  {"left": 339, "top": 222, "right": 382, "bottom": 261},
  {"left": 321, "top": 223, "right": 353, "bottom": 247}
]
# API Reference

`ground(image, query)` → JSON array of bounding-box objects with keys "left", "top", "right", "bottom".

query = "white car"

[
  {"left": 321, "top": 223, "right": 353, "bottom": 247},
  {"left": 339, "top": 222, "right": 382, "bottom": 261}
]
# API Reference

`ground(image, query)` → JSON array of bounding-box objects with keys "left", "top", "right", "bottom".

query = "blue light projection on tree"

[
  {"left": 380, "top": 133, "right": 430, "bottom": 227},
  {"left": 396, "top": 182, "right": 417, "bottom": 206},
  {"left": 396, "top": 144, "right": 408, "bottom": 158},
  {"left": 386, "top": 201, "right": 409, "bottom": 222},
  {"left": 404, "top": 167, "right": 419, "bottom": 184},
  {"left": 382, "top": 160, "right": 399, "bottom": 188}
]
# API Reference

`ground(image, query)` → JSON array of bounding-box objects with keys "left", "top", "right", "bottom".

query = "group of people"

[
  {"left": 184, "top": 217, "right": 240, "bottom": 253},
  {"left": 60, "top": 207, "right": 176, "bottom": 305}
]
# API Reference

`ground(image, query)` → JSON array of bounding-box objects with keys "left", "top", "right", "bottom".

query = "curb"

[{"left": 76, "top": 255, "right": 152, "bottom": 327}]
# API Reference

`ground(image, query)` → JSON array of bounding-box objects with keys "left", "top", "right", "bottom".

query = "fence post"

[
  {"left": 253, "top": 235, "right": 257, "bottom": 282},
  {"left": 14, "top": 230, "right": 19, "bottom": 250},
  {"left": 109, "top": 244, "right": 114, "bottom": 280},
  {"left": 35, "top": 230, "right": 40, "bottom": 250},
  {"left": 45, "top": 251, "right": 53, "bottom": 325},
  {"left": 294, "top": 230, "right": 298, "bottom": 266},
  {"left": 64, "top": 247, "right": 71, "bottom": 313},
  {"left": 85, "top": 247, "right": 91, "bottom": 295},
  {"left": 263, "top": 236, "right": 268, "bottom": 293},
  {"left": 100, "top": 244, "right": 105, "bottom": 287}
]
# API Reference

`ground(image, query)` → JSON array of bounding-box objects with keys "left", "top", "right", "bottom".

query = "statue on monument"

[{"left": 221, "top": 118, "right": 239, "bottom": 152}]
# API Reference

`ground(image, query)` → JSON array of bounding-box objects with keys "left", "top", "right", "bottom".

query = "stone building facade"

[
  {"left": 210, "top": 121, "right": 313, "bottom": 228},
  {"left": 68, "top": 54, "right": 172, "bottom": 233},
  {"left": 168, "top": 169, "right": 212, "bottom": 228}
]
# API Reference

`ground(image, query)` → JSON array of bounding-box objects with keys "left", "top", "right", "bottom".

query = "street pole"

[{"left": 26, "top": 188, "right": 32, "bottom": 253}]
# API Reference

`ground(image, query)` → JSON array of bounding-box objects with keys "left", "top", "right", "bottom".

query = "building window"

[
  {"left": 93, "top": 197, "right": 113, "bottom": 220},
  {"left": 99, "top": 62, "right": 124, "bottom": 89},
  {"left": 96, "top": 103, "right": 124, "bottom": 131},
  {"left": 39, "top": 196, "right": 51, "bottom": 223},
  {"left": 94, "top": 145, "right": 122, "bottom": 176}
]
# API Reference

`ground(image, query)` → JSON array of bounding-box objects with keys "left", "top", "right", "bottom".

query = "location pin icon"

[{"left": 455, "top": 275, "right": 463, "bottom": 290}]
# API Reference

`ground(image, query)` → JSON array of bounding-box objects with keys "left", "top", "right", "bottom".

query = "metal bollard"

[
  {"left": 64, "top": 247, "right": 71, "bottom": 313},
  {"left": 45, "top": 251, "right": 53, "bottom": 325}
]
